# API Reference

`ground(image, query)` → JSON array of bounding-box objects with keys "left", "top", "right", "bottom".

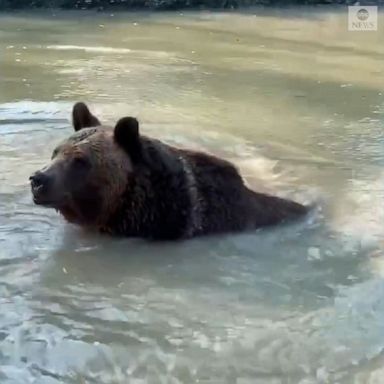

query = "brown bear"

[{"left": 29, "top": 102, "right": 310, "bottom": 240}]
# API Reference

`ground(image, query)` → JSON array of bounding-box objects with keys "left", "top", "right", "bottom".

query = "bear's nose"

[{"left": 29, "top": 171, "right": 51, "bottom": 190}]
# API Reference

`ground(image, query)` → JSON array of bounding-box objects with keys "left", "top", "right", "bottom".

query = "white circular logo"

[{"left": 357, "top": 8, "right": 369, "bottom": 21}]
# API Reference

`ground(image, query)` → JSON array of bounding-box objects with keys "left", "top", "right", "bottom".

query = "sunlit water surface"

[{"left": 0, "top": 8, "right": 384, "bottom": 383}]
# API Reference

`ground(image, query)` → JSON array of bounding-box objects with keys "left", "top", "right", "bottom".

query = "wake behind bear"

[{"left": 29, "top": 102, "right": 310, "bottom": 240}]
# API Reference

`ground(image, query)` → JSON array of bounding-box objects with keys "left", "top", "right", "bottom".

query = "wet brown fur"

[
  {"left": 52, "top": 129, "right": 132, "bottom": 227},
  {"left": 72, "top": 102, "right": 101, "bottom": 132},
  {"left": 31, "top": 102, "right": 310, "bottom": 240}
]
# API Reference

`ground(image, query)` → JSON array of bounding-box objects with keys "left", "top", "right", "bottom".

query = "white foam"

[
  {"left": 331, "top": 174, "right": 384, "bottom": 242},
  {"left": 45, "top": 45, "right": 176, "bottom": 59},
  {"left": 46, "top": 45, "right": 132, "bottom": 54}
]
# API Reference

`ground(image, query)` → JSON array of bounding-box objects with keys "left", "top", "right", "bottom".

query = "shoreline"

[{"left": 0, "top": 1, "right": 382, "bottom": 12}]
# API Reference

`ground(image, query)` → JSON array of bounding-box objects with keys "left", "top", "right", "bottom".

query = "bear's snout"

[
  {"left": 30, "top": 170, "right": 55, "bottom": 205},
  {"left": 30, "top": 171, "right": 50, "bottom": 189}
]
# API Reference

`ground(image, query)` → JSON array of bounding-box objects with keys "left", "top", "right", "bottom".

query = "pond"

[{"left": 0, "top": 8, "right": 383, "bottom": 383}]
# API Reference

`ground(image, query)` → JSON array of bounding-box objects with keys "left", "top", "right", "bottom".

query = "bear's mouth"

[
  {"left": 33, "top": 195, "right": 61, "bottom": 207},
  {"left": 32, "top": 194, "right": 63, "bottom": 208},
  {"left": 31, "top": 186, "right": 67, "bottom": 208}
]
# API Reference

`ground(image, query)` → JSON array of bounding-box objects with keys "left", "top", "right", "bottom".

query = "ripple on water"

[
  {"left": 1, "top": 12, "right": 384, "bottom": 381},
  {"left": 3, "top": 278, "right": 383, "bottom": 383}
]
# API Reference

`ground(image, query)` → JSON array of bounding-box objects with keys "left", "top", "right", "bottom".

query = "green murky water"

[{"left": 0, "top": 8, "right": 383, "bottom": 383}]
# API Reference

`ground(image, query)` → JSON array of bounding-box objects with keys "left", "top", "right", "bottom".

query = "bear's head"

[{"left": 30, "top": 102, "right": 142, "bottom": 227}]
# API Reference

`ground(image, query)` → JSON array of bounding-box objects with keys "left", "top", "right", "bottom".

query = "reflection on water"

[{"left": 0, "top": 8, "right": 383, "bottom": 383}]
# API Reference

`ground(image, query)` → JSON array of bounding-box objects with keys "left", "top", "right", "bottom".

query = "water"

[{"left": 0, "top": 8, "right": 384, "bottom": 383}]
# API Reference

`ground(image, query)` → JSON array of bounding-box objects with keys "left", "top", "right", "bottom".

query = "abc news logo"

[{"left": 348, "top": 6, "right": 378, "bottom": 31}]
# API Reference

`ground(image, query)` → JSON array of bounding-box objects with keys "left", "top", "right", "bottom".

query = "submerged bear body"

[{"left": 30, "top": 103, "right": 309, "bottom": 240}]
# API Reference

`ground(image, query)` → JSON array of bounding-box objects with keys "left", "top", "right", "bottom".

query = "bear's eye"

[
  {"left": 69, "top": 156, "right": 91, "bottom": 183},
  {"left": 71, "top": 156, "right": 90, "bottom": 169}
]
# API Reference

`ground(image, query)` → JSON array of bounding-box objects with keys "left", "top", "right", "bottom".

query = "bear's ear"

[
  {"left": 72, "top": 102, "right": 101, "bottom": 131},
  {"left": 114, "top": 117, "right": 142, "bottom": 162}
]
